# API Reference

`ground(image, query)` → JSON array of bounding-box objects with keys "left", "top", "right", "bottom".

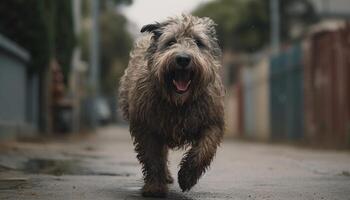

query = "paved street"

[{"left": 0, "top": 125, "right": 349, "bottom": 200}]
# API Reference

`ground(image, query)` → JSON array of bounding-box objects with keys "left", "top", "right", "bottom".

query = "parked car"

[{"left": 96, "top": 97, "right": 112, "bottom": 125}]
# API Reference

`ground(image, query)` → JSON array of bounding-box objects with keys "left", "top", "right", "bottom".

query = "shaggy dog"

[{"left": 119, "top": 14, "right": 224, "bottom": 197}]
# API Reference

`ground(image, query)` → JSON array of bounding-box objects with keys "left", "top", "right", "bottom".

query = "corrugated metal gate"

[
  {"left": 0, "top": 34, "right": 35, "bottom": 138},
  {"left": 269, "top": 45, "right": 304, "bottom": 140},
  {"left": 304, "top": 24, "right": 350, "bottom": 147}
]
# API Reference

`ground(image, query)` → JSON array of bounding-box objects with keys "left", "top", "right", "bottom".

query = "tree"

[
  {"left": 0, "top": 0, "right": 76, "bottom": 80},
  {"left": 99, "top": 11, "right": 133, "bottom": 93},
  {"left": 81, "top": 0, "right": 133, "bottom": 95},
  {"left": 193, "top": 0, "right": 318, "bottom": 52},
  {"left": 53, "top": 1, "right": 76, "bottom": 79},
  {"left": 0, "top": 1, "right": 50, "bottom": 72}
]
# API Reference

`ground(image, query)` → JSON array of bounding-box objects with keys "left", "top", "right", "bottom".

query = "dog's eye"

[
  {"left": 195, "top": 39, "right": 205, "bottom": 48},
  {"left": 166, "top": 39, "right": 176, "bottom": 47}
]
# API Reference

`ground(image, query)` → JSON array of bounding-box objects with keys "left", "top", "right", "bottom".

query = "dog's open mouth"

[{"left": 171, "top": 70, "right": 193, "bottom": 94}]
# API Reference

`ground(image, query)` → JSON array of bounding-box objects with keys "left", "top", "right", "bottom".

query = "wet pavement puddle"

[
  {"left": 123, "top": 186, "right": 142, "bottom": 191},
  {"left": 339, "top": 170, "right": 350, "bottom": 177},
  {"left": 0, "top": 178, "right": 28, "bottom": 190},
  {"left": 22, "top": 158, "right": 133, "bottom": 177},
  {"left": 24, "top": 158, "right": 78, "bottom": 176}
]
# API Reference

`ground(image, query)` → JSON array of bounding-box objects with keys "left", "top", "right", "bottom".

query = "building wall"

[
  {"left": 0, "top": 53, "right": 26, "bottom": 123},
  {"left": 242, "top": 66, "right": 255, "bottom": 137},
  {"left": 0, "top": 34, "right": 32, "bottom": 138}
]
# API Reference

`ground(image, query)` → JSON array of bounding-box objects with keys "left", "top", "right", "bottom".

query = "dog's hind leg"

[
  {"left": 134, "top": 135, "right": 169, "bottom": 197},
  {"left": 178, "top": 127, "right": 223, "bottom": 192}
]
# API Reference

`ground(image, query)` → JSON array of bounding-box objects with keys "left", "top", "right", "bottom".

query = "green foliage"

[
  {"left": 81, "top": 1, "right": 133, "bottom": 94},
  {"left": 100, "top": 0, "right": 133, "bottom": 10},
  {"left": 193, "top": 0, "right": 267, "bottom": 51},
  {"left": 112, "top": 0, "right": 132, "bottom": 5},
  {"left": 0, "top": 0, "right": 50, "bottom": 72},
  {"left": 99, "top": 11, "right": 133, "bottom": 93},
  {"left": 82, "top": 0, "right": 91, "bottom": 18},
  {"left": 193, "top": 0, "right": 318, "bottom": 52},
  {"left": 53, "top": 1, "right": 76, "bottom": 79},
  {"left": 0, "top": 0, "right": 76, "bottom": 78}
]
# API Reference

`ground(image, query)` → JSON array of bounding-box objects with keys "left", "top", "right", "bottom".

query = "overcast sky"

[{"left": 120, "top": 0, "right": 212, "bottom": 28}]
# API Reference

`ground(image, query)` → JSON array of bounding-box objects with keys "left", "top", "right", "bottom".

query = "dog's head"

[{"left": 141, "top": 14, "right": 222, "bottom": 105}]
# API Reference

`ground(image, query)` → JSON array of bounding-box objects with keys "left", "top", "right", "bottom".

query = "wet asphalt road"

[{"left": 0, "top": 125, "right": 350, "bottom": 200}]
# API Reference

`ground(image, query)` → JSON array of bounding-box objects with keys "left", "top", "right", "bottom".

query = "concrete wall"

[
  {"left": 252, "top": 58, "right": 270, "bottom": 140},
  {"left": 224, "top": 85, "right": 240, "bottom": 137},
  {"left": 242, "top": 66, "right": 255, "bottom": 137},
  {"left": 241, "top": 57, "right": 270, "bottom": 141}
]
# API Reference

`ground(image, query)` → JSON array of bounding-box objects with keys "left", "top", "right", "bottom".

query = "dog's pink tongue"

[{"left": 173, "top": 80, "right": 191, "bottom": 92}]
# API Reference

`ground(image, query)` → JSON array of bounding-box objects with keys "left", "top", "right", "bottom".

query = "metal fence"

[
  {"left": 304, "top": 23, "right": 350, "bottom": 147},
  {"left": 269, "top": 44, "right": 304, "bottom": 140},
  {"left": 225, "top": 23, "right": 350, "bottom": 148}
]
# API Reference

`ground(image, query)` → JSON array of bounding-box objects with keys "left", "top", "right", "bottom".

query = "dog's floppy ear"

[
  {"left": 140, "top": 22, "right": 162, "bottom": 38},
  {"left": 140, "top": 23, "right": 160, "bottom": 33}
]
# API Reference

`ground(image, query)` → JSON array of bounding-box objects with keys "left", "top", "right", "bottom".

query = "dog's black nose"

[{"left": 176, "top": 54, "right": 191, "bottom": 68}]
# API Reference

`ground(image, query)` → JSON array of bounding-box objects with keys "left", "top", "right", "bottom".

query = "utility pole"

[
  {"left": 270, "top": 0, "right": 280, "bottom": 54},
  {"left": 71, "top": 0, "right": 82, "bottom": 134},
  {"left": 89, "top": 0, "right": 100, "bottom": 128}
]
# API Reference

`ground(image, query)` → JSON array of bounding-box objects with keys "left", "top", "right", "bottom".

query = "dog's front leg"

[
  {"left": 134, "top": 135, "right": 168, "bottom": 197},
  {"left": 178, "top": 127, "right": 223, "bottom": 191}
]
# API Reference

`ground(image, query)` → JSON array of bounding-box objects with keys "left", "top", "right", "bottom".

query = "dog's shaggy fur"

[{"left": 118, "top": 14, "right": 224, "bottom": 197}]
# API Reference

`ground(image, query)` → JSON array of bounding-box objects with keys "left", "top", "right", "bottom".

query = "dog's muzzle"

[{"left": 167, "top": 53, "right": 193, "bottom": 94}]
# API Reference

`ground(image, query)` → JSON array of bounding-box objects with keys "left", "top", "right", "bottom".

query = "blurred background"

[{"left": 0, "top": 0, "right": 349, "bottom": 149}]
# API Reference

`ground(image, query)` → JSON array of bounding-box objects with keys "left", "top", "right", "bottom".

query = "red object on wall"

[{"left": 237, "top": 66, "right": 244, "bottom": 136}]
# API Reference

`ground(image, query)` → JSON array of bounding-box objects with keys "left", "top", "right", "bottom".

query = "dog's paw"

[
  {"left": 178, "top": 166, "right": 199, "bottom": 192},
  {"left": 142, "top": 183, "right": 168, "bottom": 198}
]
